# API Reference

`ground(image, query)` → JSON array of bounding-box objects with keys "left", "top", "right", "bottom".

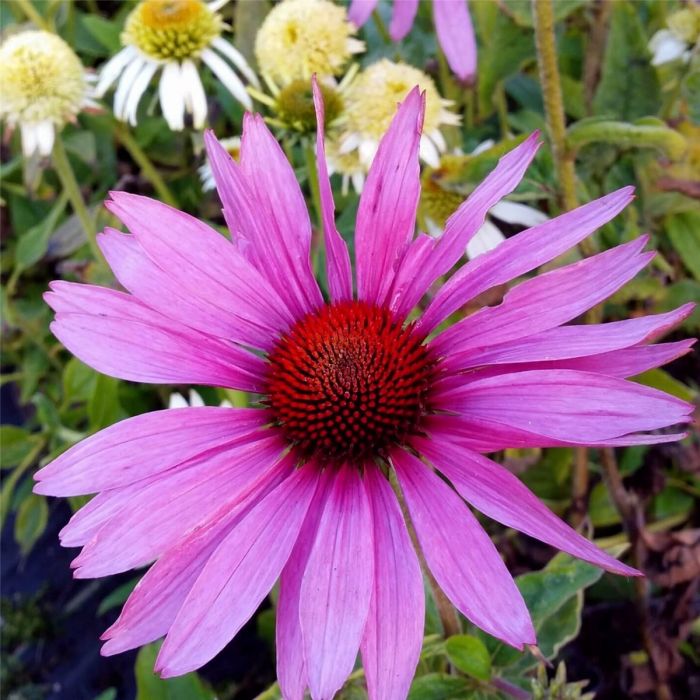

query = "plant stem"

[
  {"left": 372, "top": 9, "right": 391, "bottom": 44},
  {"left": 114, "top": 123, "right": 178, "bottom": 207},
  {"left": 15, "top": 0, "right": 51, "bottom": 30},
  {"left": 531, "top": 0, "right": 579, "bottom": 215},
  {"left": 304, "top": 141, "right": 323, "bottom": 228},
  {"left": 52, "top": 137, "right": 102, "bottom": 262},
  {"left": 389, "top": 471, "right": 462, "bottom": 639}
]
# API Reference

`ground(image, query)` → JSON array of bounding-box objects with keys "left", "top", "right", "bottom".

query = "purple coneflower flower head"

[
  {"left": 36, "top": 77, "right": 694, "bottom": 699},
  {"left": 349, "top": 0, "right": 477, "bottom": 83}
]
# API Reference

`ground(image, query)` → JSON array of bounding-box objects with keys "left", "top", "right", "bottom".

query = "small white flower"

[
  {"left": 169, "top": 389, "right": 232, "bottom": 408},
  {"left": 648, "top": 7, "right": 699, "bottom": 66},
  {"left": 198, "top": 135, "right": 240, "bottom": 190},
  {"left": 0, "top": 30, "right": 95, "bottom": 157},
  {"left": 97, "top": 0, "right": 259, "bottom": 131},
  {"left": 649, "top": 29, "right": 690, "bottom": 66}
]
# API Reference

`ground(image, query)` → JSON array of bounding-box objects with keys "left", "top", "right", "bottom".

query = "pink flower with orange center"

[{"left": 36, "top": 78, "right": 693, "bottom": 699}]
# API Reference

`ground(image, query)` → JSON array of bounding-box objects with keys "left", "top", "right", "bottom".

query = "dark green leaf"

[
  {"left": 98, "top": 577, "right": 140, "bottom": 616},
  {"left": 667, "top": 211, "right": 700, "bottom": 281},
  {"left": 81, "top": 14, "right": 122, "bottom": 52},
  {"left": 408, "top": 673, "right": 472, "bottom": 700},
  {"left": 88, "top": 374, "right": 122, "bottom": 430},
  {"left": 0, "top": 425, "right": 39, "bottom": 469},
  {"left": 15, "top": 192, "right": 69, "bottom": 271},
  {"left": 593, "top": 1, "right": 660, "bottom": 119}
]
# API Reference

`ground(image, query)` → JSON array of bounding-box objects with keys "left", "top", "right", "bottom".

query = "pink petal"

[
  {"left": 312, "top": 76, "right": 353, "bottom": 302},
  {"left": 347, "top": 0, "right": 378, "bottom": 28},
  {"left": 70, "top": 433, "right": 285, "bottom": 577},
  {"left": 276, "top": 469, "right": 333, "bottom": 700},
  {"left": 101, "top": 454, "right": 295, "bottom": 655},
  {"left": 104, "top": 193, "right": 295, "bottom": 335},
  {"left": 97, "top": 228, "right": 280, "bottom": 351},
  {"left": 415, "top": 437, "right": 639, "bottom": 576},
  {"left": 433, "top": 0, "right": 476, "bottom": 82},
  {"left": 392, "top": 449, "right": 535, "bottom": 648},
  {"left": 435, "top": 369, "right": 692, "bottom": 443},
  {"left": 418, "top": 186, "right": 635, "bottom": 334},
  {"left": 391, "top": 134, "right": 541, "bottom": 320},
  {"left": 390, "top": 0, "right": 419, "bottom": 40},
  {"left": 441, "top": 339, "right": 695, "bottom": 381},
  {"left": 48, "top": 283, "right": 266, "bottom": 392},
  {"left": 430, "top": 236, "right": 653, "bottom": 357},
  {"left": 34, "top": 407, "right": 267, "bottom": 496},
  {"left": 300, "top": 465, "right": 374, "bottom": 700},
  {"left": 360, "top": 467, "right": 424, "bottom": 700},
  {"left": 442, "top": 304, "right": 695, "bottom": 373},
  {"left": 240, "top": 115, "right": 323, "bottom": 316},
  {"left": 425, "top": 413, "right": 688, "bottom": 452},
  {"left": 356, "top": 87, "right": 424, "bottom": 307},
  {"left": 155, "top": 464, "right": 320, "bottom": 677}
]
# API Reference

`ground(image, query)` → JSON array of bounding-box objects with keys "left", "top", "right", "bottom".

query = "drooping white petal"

[
  {"left": 36, "top": 120, "right": 56, "bottom": 156},
  {"left": 466, "top": 220, "right": 506, "bottom": 260},
  {"left": 21, "top": 124, "right": 38, "bottom": 157},
  {"left": 211, "top": 36, "right": 260, "bottom": 88},
  {"left": 201, "top": 48, "right": 252, "bottom": 110},
  {"left": 124, "top": 60, "right": 158, "bottom": 126},
  {"left": 181, "top": 59, "right": 208, "bottom": 128},
  {"left": 419, "top": 135, "right": 440, "bottom": 167},
  {"left": 158, "top": 61, "right": 185, "bottom": 130},
  {"left": 114, "top": 56, "right": 146, "bottom": 121},
  {"left": 490, "top": 199, "right": 549, "bottom": 227},
  {"left": 96, "top": 46, "right": 139, "bottom": 97}
]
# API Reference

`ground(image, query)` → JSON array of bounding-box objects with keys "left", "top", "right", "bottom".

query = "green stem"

[
  {"left": 372, "top": 9, "right": 392, "bottom": 44},
  {"left": 494, "top": 82, "right": 512, "bottom": 140},
  {"left": 52, "top": 137, "right": 101, "bottom": 262},
  {"left": 15, "top": 0, "right": 51, "bottom": 30},
  {"left": 114, "top": 123, "right": 178, "bottom": 207},
  {"left": 532, "top": 0, "right": 579, "bottom": 214},
  {"left": 304, "top": 141, "right": 323, "bottom": 228}
]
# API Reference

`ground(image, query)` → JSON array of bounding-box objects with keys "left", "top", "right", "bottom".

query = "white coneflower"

[
  {"left": 0, "top": 30, "right": 95, "bottom": 157},
  {"left": 421, "top": 145, "right": 548, "bottom": 260},
  {"left": 339, "top": 59, "right": 459, "bottom": 169},
  {"left": 168, "top": 389, "right": 232, "bottom": 408},
  {"left": 254, "top": 0, "right": 364, "bottom": 85},
  {"left": 198, "top": 135, "right": 240, "bottom": 190},
  {"left": 649, "top": 6, "right": 699, "bottom": 66},
  {"left": 97, "top": 0, "right": 259, "bottom": 130}
]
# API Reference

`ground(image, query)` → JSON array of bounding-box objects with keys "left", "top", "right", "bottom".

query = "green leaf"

[
  {"left": 88, "top": 374, "right": 122, "bottom": 430},
  {"left": 445, "top": 634, "right": 492, "bottom": 681},
  {"left": 667, "top": 211, "right": 700, "bottom": 281},
  {"left": 593, "top": 1, "right": 660, "bottom": 120},
  {"left": 476, "top": 11, "right": 534, "bottom": 118},
  {"left": 500, "top": 0, "right": 587, "bottom": 27},
  {"left": 589, "top": 481, "right": 621, "bottom": 528},
  {"left": 14, "top": 493, "right": 48, "bottom": 555},
  {"left": 0, "top": 426, "right": 39, "bottom": 469},
  {"left": 135, "top": 642, "right": 216, "bottom": 700},
  {"left": 633, "top": 368, "right": 696, "bottom": 402},
  {"left": 15, "top": 191, "right": 69, "bottom": 271},
  {"left": 407, "top": 673, "right": 472, "bottom": 700},
  {"left": 81, "top": 14, "right": 122, "bottom": 52},
  {"left": 63, "top": 357, "right": 97, "bottom": 403},
  {"left": 681, "top": 66, "right": 700, "bottom": 125}
]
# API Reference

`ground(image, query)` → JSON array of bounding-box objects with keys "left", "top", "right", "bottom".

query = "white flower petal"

[
  {"left": 419, "top": 135, "right": 440, "bottom": 167},
  {"left": 649, "top": 30, "right": 687, "bottom": 65},
  {"left": 159, "top": 61, "right": 185, "bottom": 130},
  {"left": 96, "top": 46, "right": 138, "bottom": 97},
  {"left": 181, "top": 60, "right": 208, "bottom": 129},
  {"left": 21, "top": 124, "right": 38, "bottom": 157},
  {"left": 168, "top": 392, "right": 189, "bottom": 409},
  {"left": 211, "top": 37, "right": 260, "bottom": 88},
  {"left": 358, "top": 139, "right": 377, "bottom": 167},
  {"left": 490, "top": 199, "right": 549, "bottom": 227},
  {"left": 430, "top": 129, "right": 447, "bottom": 153},
  {"left": 466, "top": 220, "right": 506, "bottom": 260},
  {"left": 471, "top": 139, "right": 495, "bottom": 155},
  {"left": 188, "top": 390, "right": 206, "bottom": 407},
  {"left": 201, "top": 48, "right": 252, "bottom": 110},
  {"left": 114, "top": 56, "right": 146, "bottom": 121},
  {"left": 124, "top": 60, "right": 158, "bottom": 126},
  {"left": 36, "top": 120, "right": 55, "bottom": 156},
  {"left": 351, "top": 172, "right": 365, "bottom": 194}
]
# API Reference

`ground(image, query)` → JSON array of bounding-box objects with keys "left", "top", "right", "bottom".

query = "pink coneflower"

[
  {"left": 36, "top": 78, "right": 693, "bottom": 699},
  {"left": 348, "top": 0, "right": 477, "bottom": 83}
]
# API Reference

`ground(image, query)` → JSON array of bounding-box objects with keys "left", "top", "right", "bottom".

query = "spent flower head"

[
  {"left": 0, "top": 30, "right": 93, "bottom": 157},
  {"left": 37, "top": 80, "right": 693, "bottom": 699},
  {"left": 97, "top": 0, "right": 259, "bottom": 130},
  {"left": 254, "top": 0, "right": 364, "bottom": 84}
]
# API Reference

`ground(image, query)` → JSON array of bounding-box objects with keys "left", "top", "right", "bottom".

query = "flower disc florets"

[
  {"left": 0, "top": 30, "right": 86, "bottom": 128},
  {"left": 254, "top": 0, "right": 364, "bottom": 84},
  {"left": 275, "top": 79, "right": 343, "bottom": 134},
  {"left": 122, "top": 0, "right": 222, "bottom": 61},
  {"left": 266, "top": 301, "right": 434, "bottom": 465}
]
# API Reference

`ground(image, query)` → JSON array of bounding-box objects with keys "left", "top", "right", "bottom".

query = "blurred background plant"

[{"left": 1, "top": 1, "right": 698, "bottom": 699}]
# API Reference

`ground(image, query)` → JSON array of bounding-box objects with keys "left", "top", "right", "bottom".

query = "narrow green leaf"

[
  {"left": 667, "top": 211, "right": 700, "bottom": 281},
  {"left": 0, "top": 425, "right": 39, "bottom": 469},
  {"left": 633, "top": 368, "right": 696, "bottom": 402},
  {"left": 408, "top": 673, "right": 472, "bottom": 700},
  {"left": 15, "top": 191, "right": 69, "bottom": 271},
  {"left": 88, "top": 374, "right": 121, "bottom": 430}
]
